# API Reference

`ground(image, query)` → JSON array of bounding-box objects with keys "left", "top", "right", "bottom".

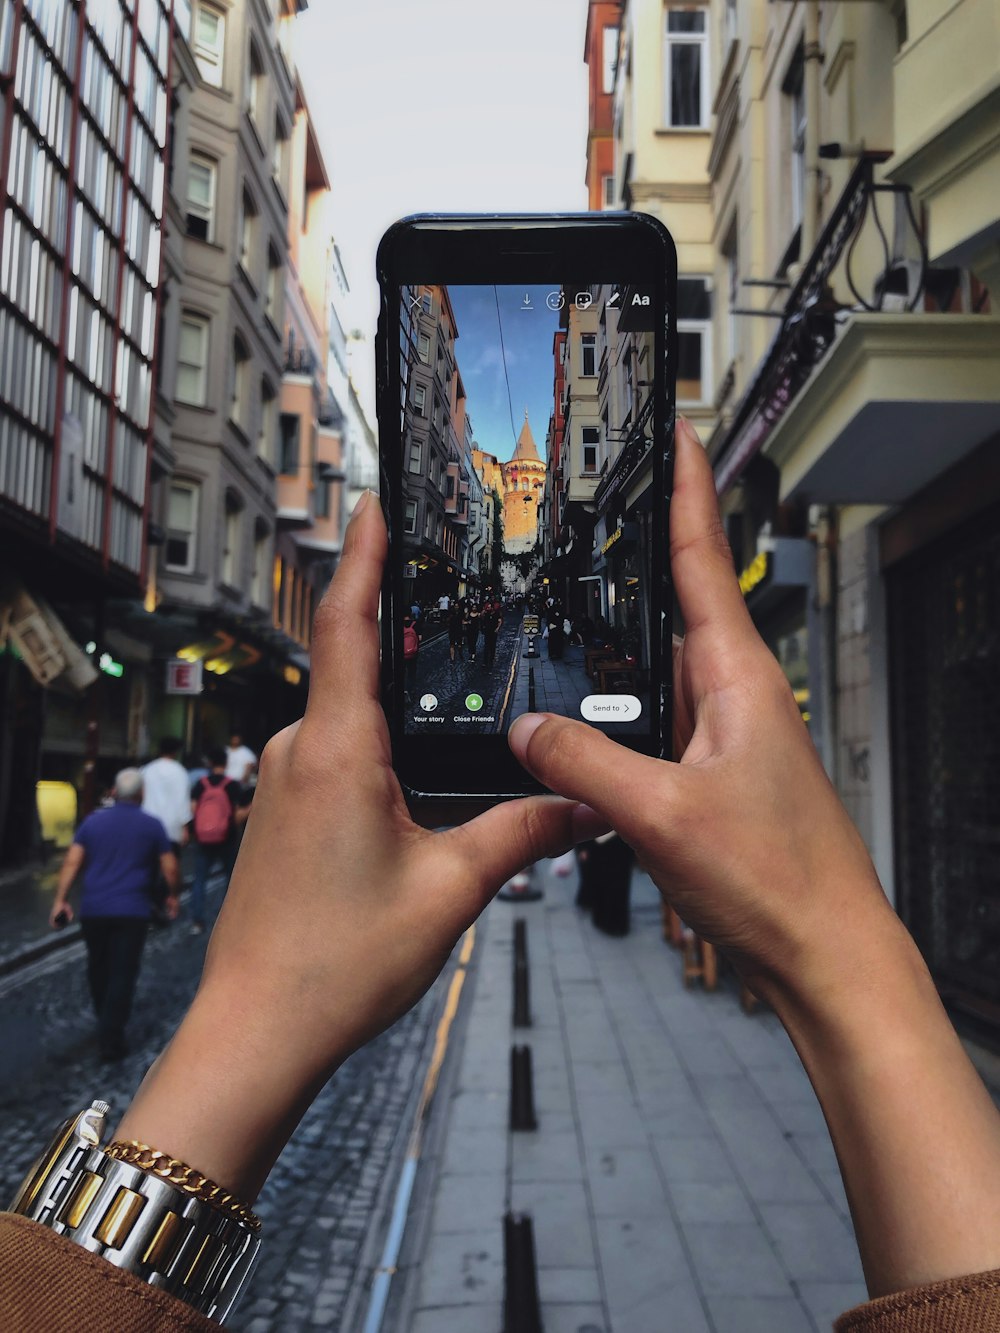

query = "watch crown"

[{"left": 78, "top": 1100, "right": 110, "bottom": 1147}]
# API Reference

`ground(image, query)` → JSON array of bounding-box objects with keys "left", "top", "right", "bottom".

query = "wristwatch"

[{"left": 7, "top": 1101, "right": 260, "bottom": 1322}]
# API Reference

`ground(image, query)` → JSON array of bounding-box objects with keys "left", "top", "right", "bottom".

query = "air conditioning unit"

[{"left": 0, "top": 584, "right": 97, "bottom": 692}]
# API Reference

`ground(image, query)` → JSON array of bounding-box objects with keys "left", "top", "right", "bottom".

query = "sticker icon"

[
  {"left": 420, "top": 694, "right": 438, "bottom": 712},
  {"left": 465, "top": 693, "right": 484, "bottom": 713}
]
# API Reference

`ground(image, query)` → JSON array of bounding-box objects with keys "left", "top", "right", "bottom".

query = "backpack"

[
  {"left": 194, "top": 778, "right": 234, "bottom": 844},
  {"left": 403, "top": 625, "right": 420, "bottom": 660}
]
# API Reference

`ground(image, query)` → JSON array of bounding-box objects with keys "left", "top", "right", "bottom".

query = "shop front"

[{"left": 739, "top": 539, "right": 815, "bottom": 726}]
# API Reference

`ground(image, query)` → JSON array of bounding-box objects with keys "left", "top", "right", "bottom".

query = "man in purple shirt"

[{"left": 50, "top": 768, "right": 180, "bottom": 1061}]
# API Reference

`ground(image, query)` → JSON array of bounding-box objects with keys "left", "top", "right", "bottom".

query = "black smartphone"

[{"left": 375, "top": 213, "right": 677, "bottom": 801}]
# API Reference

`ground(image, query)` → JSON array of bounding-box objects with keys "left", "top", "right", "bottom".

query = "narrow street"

[
  {"left": 409, "top": 613, "right": 523, "bottom": 735},
  {"left": 0, "top": 878, "right": 449, "bottom": 1333}
]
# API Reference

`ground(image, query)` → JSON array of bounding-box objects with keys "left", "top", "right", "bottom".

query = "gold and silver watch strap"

[{"left": 8, "top": 1101, "right": 260, "bottom": 1323}]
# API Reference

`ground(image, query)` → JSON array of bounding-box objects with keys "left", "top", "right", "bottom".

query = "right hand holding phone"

[
  {"left": 49, "top": 903, "right": 73, "bottom": 929},
  {"left": 509, "top": 417, "right": 904, "bottom": 1011}
]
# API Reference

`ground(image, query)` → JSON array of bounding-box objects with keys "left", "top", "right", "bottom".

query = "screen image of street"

[{"left": 398, "top": 282, "right": 658, "bottom": 737}]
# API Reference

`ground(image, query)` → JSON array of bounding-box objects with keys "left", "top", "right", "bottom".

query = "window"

[
  {"left": 259, "top": 377, "right": 276, "bottom": 463},
  {"left": 231, "top": 335, "right": 250, "bottom": 427},
  {"left": 420, "top": 293, "right": 432, "bottom": 314},
  {"left": 785, "top": 51, "right": 806, "bottom": 234},
  {"left": 165, "top": 481, "right": 198, "bottom": 572},
  {"left": 408, "top": 440, "right": 422, "bottom": 473},
  {"left": 582, "top": 426, "right": 599, "bottom": 474},
  {"left": 193, "top": 2, "right": 225, "bottom": 87},
  {"left": 404, "top": 499, "right": 417, "bottom": 534},
  {"left": 222, "top": 493, "right": 241, "bottom": 586},
  {"left": 424, "top": 510, "right": 432, "bottom": 539},
  {"left": 581, "top": 333, "right": 596, "bottom": 377},
  {"left": 664, "top": 9, "right": 709, "bottom": 128},
  {"left": 677, "top": 276, "right": 712, "bottom": 403},
  {"left": 436, "top": 517, "right": 443, "bottom": 547},
  {"left": 602, "top": 25, "right": 617, "bottom": 94},
  {"left": 272, "top": 117, "right": 288, "bottom": 187},
  {"left": 418, "top": 332, "right": 430, "bottom": 363},
  {"left": 603, "top": 174, "right": 615, "bottom": 209},
  {"left": 315, "top": 462, "right": 331, "bottom": 519},
  {"left": 266, "top": 243, "right": 282, "bottom": 322},
  {"left": 725, "top": 0, "right": 738, "bottom": 45},
  {"left": 413, "top": 383, "right": 426, "bottom": 415},
  {"left": 186, "top": 153, "right": 215, "bottom": 240},
  {"left": 239, "top": 188, "right": 257, "bottom": 278},
  {"left": 279, "top": 412, "right": 299, "bottom": 473},
  {"left": 247, "top": 38, "right": 265, "bottom": 125},
  {"left": 251, "top": 521, "right": 270, "bottom": 606},
  {"left": 176, "top": 313, "right": 209, "bottom": 405},
  {"left": 432, "top": 398, "right": 440, "bottom": 428}
]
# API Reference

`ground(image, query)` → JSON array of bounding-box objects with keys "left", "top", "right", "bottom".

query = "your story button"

[{"left": 580, "top": 695, "right": 642, "bottom": 723}]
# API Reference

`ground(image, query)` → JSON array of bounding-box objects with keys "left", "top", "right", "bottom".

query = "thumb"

[{"left": 508, "top": 713, "right": 672, "bottom": 837}]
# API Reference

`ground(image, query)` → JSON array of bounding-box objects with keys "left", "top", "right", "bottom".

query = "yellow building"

[
  {"left": 500, "top": 415, "right": 546, "bottom": 555},
  {"left": 700, "top": 0, "right": 1000, "bottom": 1026}
]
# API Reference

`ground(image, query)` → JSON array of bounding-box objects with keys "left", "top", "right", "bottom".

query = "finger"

[
  {"left": 508, "top": 712, "right": 672, "bottom": 839},
  {"left": 671, "top": 418, "right": 756, "bottom": 648},
  {"left": 440, "top": 794, "right": 611, "bottom": 896},
  {"left": 307, "top": 491, "right": 385, "bottom": 720}
]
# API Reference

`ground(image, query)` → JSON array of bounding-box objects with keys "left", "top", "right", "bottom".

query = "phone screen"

[{"left": 397, "top": 280, "right": 661, "bottom": 745}]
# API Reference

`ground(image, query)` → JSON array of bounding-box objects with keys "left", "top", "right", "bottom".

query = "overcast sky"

[{"left": 292, "top": 0, "right": 590, "bottom": 408}]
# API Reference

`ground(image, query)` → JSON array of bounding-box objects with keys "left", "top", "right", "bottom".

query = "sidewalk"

[
  {"left": 0, "top": 856, "right": 65, "bottom": 967},
  {"left": 392, "top": 863, "right": 869, "bottom": 1333}
]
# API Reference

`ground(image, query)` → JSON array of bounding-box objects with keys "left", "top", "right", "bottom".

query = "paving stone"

[
  {"left": 758, "top": 1202, "right": 864, "bottom": 1283},
  {"left": 706, "top": 1293, "right": 811, "bottom": 1332},
  {"left": 683, "top": 1222, "right": 791, "bottom": 1297}
]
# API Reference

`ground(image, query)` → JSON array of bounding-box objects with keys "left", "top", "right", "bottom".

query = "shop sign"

[
  {"left": 600, "top": 521, "right": 638, "bottom": 557},
  {"left": 738, "top": 551, "right": 771, "bottom": 597},
  {"left": 166, "top": 659, "right": 203, "bottom": 694}
]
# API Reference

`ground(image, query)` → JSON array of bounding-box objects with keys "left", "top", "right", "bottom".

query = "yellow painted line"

[
  {"left": 407, "top": 924, "right": 476, "bottom": 1158},
  {"left": 498, "top": 640, "right": 520, "bottom": 729}
]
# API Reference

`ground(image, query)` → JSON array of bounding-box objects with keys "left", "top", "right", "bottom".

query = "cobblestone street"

[{"left": 0, "top": 877, "right": 448, "bottom": 1332}]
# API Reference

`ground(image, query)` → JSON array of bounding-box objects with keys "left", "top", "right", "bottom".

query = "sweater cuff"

[{"left": 835, "top": 1268, "right": 1000, "bottom": 1332}]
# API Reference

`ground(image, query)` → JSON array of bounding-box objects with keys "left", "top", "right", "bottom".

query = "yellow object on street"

[{"left": 36, "top": 781, "right": 78, "bottom": 849}]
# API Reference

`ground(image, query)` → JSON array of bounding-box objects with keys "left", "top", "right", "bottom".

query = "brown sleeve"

[
  {"left": 835, "top": 1268, "right": 1000, "bottom": 1332},
  {"left": 0, "top": 1212, "right": 221, "bottom": 1332}
]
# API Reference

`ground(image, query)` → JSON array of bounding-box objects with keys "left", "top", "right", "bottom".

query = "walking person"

[
  {"left": 482, "top": 601, "right": 503, "bottom": 669},
  {"left": 403, "top": 613, "right": 420, "bottom": 701},
  {"left": 225, "top": 733, "right": 257, "bottom": 786},
  {"left": 464, "top": 600, "right": 481, "bottom": 662},
  {"left": 588, "top": 832, "right": 635, "bottom": 936},
  {"left": 448, "top": 601, "right": 465, "bottom": 662},
  {"left": 142, "top": 736, "right": 191, "bottom": 926},
  {"left": 48, "top": 768, "right": 179, "bottom": 1061},
  {"left": 189, "top": 748, "right": 248, "bottom": 935}
]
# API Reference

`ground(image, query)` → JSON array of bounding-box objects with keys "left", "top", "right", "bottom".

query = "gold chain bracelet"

[{"left": 105, "top": 1140, "right": 262, "bottom": 1233}]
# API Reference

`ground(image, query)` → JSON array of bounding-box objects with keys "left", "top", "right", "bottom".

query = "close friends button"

[{"left": 581, "top": 695, "right": 642, "bottom": 722}]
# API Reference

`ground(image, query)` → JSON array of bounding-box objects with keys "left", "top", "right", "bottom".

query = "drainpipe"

[{"left": 801, "top": 0, "right": 823, "bottom": 259}]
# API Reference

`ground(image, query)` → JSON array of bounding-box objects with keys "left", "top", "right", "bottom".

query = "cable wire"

[{"left": 493, "top": 285, "right": 520, "bottom": 452}]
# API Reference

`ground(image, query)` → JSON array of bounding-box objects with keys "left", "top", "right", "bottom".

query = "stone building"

[{"left": 499, "top": 414, "right": 546, "bottom": 594}]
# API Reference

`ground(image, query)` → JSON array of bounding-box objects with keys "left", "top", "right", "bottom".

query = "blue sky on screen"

[{"left": 448, "top": 285, "right": 562, "bottom": 466}]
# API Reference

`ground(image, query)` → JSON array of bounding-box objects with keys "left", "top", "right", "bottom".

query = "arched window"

[{"left": 222, "top": 489, "right": 244, "bottom": 587}]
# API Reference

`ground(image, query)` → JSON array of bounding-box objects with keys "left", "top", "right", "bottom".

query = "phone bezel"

[{"left": 375, "top": 213, "right": 677, "bottom": 801}]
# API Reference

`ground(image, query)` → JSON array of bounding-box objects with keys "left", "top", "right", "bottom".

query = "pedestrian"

[
  {"left": 437, "top": 591, "right": 450, "bottom": 615},
  {"left": 142, "top": 737, "right": 190, "bottom": 855},
  {"left": 142, "top": 736, "right": 191, "bottom": 926},
  {"left": 587, "top": 832, "right": 634, "bottom": 936},
  {"left": 189, "top": 747, "right": 248, "bottom": 934},
  {"left": 403, "top": 613, "right": 420, "bottom": 700},
  {"left": 482, "top": 602, "right": 502, "bottom": 669},
  {"left": 546, "top": 602, "right": 566, "bottom": 660},
  {"left": 448, "top": 601, "right": 465, "bottom": 662},
  {"left": 464, "top": 601, "right": 480, "bottom": 662},
  {"left": 226, "top": 732, "right": 257, "bottom": 786},
  {"left": 48, "top": 768, "right": 179, "bottom": 1061}
]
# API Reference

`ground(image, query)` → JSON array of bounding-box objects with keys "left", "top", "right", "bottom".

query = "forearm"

[
  {"left": 767, "top": 909, "right": 1000, "bottom": 1297},
  {"left": 114, "top": 979, "right": 348, "bottom": 1202},
  {"left": 53, "top": 863, "right": 77, "bottom": 906}
]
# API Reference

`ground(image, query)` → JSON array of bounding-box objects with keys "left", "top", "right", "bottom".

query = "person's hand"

[
  {"left": 48, "top": 901, "right": 73, "bottom": 929},
  {"left": 119, "top": 489, "right": 605, "bottom": 1198},
  {"left": 164, "top": 894, "right": 180, "bottom": 922},
  {"left": 509, "top": 418, "right": 905, "bottom": 1008}
]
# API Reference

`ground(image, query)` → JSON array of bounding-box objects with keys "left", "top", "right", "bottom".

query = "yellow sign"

[
  {"left": 738, "top": 550, "right": 770, "bottom": 596},
  {"left": 601, "top": 526, "right": 624, "bottom": 555},
  {"left": 283, "top": 665, "right": 302, "bottom": 686}
]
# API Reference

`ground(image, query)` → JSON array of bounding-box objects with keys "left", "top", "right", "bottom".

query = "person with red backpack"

[
  {"left": 402, "top": 613, "right": 420, "bottom": 701},
  {"left": 189, "top": 747, "right": 247, "bottom": 935}
]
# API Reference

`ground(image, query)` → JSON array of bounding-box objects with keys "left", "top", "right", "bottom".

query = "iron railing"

[{"left": 594, "top": 393, "right": 656, "bottom": 510}]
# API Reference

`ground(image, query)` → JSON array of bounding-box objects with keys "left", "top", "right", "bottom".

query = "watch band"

[{"left": 7, "top": 1101, "right": 260, "bottom": 1323}]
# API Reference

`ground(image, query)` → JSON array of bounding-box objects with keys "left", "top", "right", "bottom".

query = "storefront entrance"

[{"left": 888, "top": 503, "right": 1000, "bottom": 1021}]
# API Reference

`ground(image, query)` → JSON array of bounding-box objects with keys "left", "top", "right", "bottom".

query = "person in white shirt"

[
  {"left": 437, "top": 593, "right": 450, "bottom": 613},
  {"left": 225, "top": 733, "right": 258, "bottom": 785},
  {"left": 142, "top": 738, "right": 191, "bottom": 850}
]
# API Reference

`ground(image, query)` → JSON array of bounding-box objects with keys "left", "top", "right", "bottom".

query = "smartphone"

[{"left": 375, "top": 214, "right": 677, "bottom": 801}]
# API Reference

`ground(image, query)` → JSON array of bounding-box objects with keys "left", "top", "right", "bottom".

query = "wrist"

[{"left": 116, "top": 977, "right": 348, "bottom": 1202}]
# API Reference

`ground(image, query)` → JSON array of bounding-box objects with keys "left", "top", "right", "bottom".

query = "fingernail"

[
  {"left": 571, "top": 803, "right": 612, "bottom": 843},
  {"left": 508, "top": 712, "right": 546, "bottom": 762},
  {"left": 676, "top": 415, "right": 699, "bottom": 445},
  {"left": 350, "top": 489, "right": 372, "bottom": 520}
]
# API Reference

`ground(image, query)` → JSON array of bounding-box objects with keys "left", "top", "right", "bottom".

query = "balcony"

[
  {"left": 712, "top": 152, "right": 1000, "bottom": 506},
  {"left": 594, "top": 394, "right": 655, "bottom": 511}
]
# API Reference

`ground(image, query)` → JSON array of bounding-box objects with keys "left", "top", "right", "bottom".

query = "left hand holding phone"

[{"left": 116, "top": 488, "right": 607, "bottom": 1202}]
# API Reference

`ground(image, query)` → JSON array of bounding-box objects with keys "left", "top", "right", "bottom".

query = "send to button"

[{"left": 581, "top": 695, "right": 642, "bottom": 722}]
